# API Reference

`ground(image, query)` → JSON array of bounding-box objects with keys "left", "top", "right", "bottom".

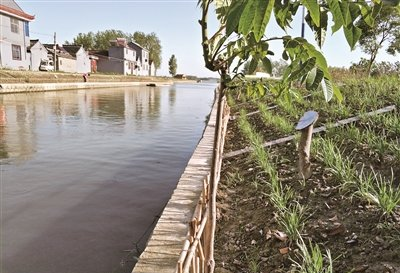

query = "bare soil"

[{"left": 215, "top": 99, "right": 400, "bottom": 272}]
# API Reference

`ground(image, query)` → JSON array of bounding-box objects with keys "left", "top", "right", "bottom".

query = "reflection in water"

[
  {"left": 0, "top": 86, "right": 170, "bottom": 163},
  {"left": 1, "top": 83, "right": 215, "bottom": 273},
  {"left": 169, "top": 86, "right": 176, "bottom": 108}
]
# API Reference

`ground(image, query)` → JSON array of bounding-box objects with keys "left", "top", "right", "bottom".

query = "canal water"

[{"left": 0, "top": 83, "right": 215, "bottom": 273}]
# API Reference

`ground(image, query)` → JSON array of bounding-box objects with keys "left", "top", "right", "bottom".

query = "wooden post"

[{"left": 295, "top": 111, "right": 318, "bottom": 180}]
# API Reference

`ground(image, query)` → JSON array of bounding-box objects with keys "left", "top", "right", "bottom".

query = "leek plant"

[{"left": 291, "top": 237, "right": 333, "bottom": 273}]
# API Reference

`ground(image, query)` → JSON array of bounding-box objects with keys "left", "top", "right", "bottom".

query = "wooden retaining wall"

[{"left": 133, "top": 88, "right": 230, "bottom": 273}]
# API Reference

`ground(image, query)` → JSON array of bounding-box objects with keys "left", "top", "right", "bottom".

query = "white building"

[
  {"left": 128, "top": 41, "right": 150, "bottom": 76},
  {"left": 28, "top": 39, "right": 49, "bottom": 71},
  {"left": 0, "top": 0, "right": 34, "bottom": 70}
]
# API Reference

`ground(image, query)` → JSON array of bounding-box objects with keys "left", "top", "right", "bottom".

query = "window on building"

[
  {"left": 11, "top": 18, "right": 19, "bottom": 33},
  {"left": 12, "top": 45, "right": 21, "bottom": 60},
  {"left": 24, "top": 22, "right": 30, "bottom": 36}
]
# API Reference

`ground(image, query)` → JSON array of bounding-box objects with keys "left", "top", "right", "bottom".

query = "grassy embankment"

[{"left": 0, "top": 69, "right": 174, "bottom": 84}]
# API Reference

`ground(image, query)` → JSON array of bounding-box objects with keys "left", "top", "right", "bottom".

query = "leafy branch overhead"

[{"left": 199, "top": 0, "right": 397, "bottom": 101}]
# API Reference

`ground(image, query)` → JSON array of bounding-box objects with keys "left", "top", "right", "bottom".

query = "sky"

[{"left": 16, "top": 0, "right": 398, "bottom": 77}]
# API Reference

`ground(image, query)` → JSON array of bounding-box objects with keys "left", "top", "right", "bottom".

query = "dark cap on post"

[{"left": 295, "top": 111, "right": 319, "bottom": 130}]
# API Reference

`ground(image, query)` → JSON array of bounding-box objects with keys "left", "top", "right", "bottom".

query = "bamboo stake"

[
  {"left": 183, "top": 207, "right": 209, "bottom": 273},
  {"left": 296, "top": 111, "right": 318, "bottom": 179}
]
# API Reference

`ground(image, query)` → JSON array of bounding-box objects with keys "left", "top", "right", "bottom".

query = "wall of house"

[
  {"left": 30, "top": 44, "right": 48, "bottom": 71},
  {"left": 128, "top": 43, "right": 149, "bottom": 76},
  {"left": 104, "top": 47, "right": 137, "bottom": 75},
  {"left": 0, "top": 13, "right": 30, "bottom": 70},
  {"left": 97, "top": 58, "right": 124, "bottom": 74},
  {"left": 76, "top": 49, "right": 91, "bottom": 73},
  {"left": 57, "top": 57, "right": 76, "bottom": 73}
]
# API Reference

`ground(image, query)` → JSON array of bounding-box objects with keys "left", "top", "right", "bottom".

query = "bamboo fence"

[{"left": 177, "top": 94, "right": 230, "bottom": 273}]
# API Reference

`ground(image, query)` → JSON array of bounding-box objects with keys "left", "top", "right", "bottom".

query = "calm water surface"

[{"left": 0, "top": 83, "right": 215, "bottom": 273}]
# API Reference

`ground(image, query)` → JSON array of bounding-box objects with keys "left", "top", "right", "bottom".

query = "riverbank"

[
  {"left": 0, "top": 69, "right": 197, "bottom": 93},
  {"left": 0, "top": 69, "right": 175, "bottom": 84},
  {"left": 0, "top": 81, "right": 174, "bottom": 94}
]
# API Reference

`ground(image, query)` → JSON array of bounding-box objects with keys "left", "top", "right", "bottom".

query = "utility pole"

[
  {"left": 301, "top": 7, "right": 305, "bottom": 38},
  {"left": 53, "top": 32, "right": 57, "bottom": 71},
  {"left": 301, "top": 6, "right": 305, "bottom": 38}
]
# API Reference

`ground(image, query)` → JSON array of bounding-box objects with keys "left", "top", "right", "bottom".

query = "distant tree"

[
  {"left": 69, "top": 30, "right": 131, "bottom": 50},
  {"left": 168, "top": 54, "right": 177, "bottom": 76},
  {"left": 133, "top": 31, "right": 162, "bottom": 75},
  {"left": 350, "top": 58, "right": 400, "bottom": 76},
  {"left": 72, "top": 32, "right": 95, "bottom": 49},
  {"left": 357, "top": 6, "right": 400, "bottom": 75},
  {"left": 94, "top": 29, "right": 131, "bottom": 50}
]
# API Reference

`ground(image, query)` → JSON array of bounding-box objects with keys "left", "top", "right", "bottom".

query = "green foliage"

[
  {"left": 95, "top": 30, "right": 131, "bottom": 50},
  {"left": 199, "top": 0, "right": 392, "bottom": 101},
  {"left": 356, "top": 167, "right": 400, "bottom": 216},
  {"left": 276, "top": 202, "right": 307, "bottom": 242},
  {"left": 71, "top": 29, "right": 131, "bottom": 50},
  {"left": 168, "top": 54, "right": 177, "bottom": 76},
  {"left": 72, "top": 32, "right": 96, "bottom": 49},
  {"left": 292, "top": 237, "right": 333, "bottom": 273},
  {"left": 350, "top": 59, "right": 400, "bottom": 76},
  {"left": 356, "top": 6, "right": 400, "bottom": 75}
]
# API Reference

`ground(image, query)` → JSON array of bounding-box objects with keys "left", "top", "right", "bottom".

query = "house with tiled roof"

[
  {"left": 0, "top": 0, "right": 35, "bottom": 70},
  {"left": 28, "top": 39, "right": 49, "bottom": 71},
  {"left": 62, "top": 45, "right": 91, "bottom": 73},
  {"left": 95, "top": 38, "right": 137, "bottom": 75},
  {"left": 128, "top": 41, "right": 150, "bottom": 76},
  {"left": 43, "top": 44, "right": 76, "bottom": 73}
]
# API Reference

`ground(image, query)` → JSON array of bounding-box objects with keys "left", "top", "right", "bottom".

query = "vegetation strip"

[
  {"left": 229, "top": 95, "right": 312, "bottom": 120},
  {"left": 224, "top": 105, "right": 396, "bottom": 159}
]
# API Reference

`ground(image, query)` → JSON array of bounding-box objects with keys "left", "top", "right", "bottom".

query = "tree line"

[{"left": 65, "top": 30, "right": 162, "bottom": 74}]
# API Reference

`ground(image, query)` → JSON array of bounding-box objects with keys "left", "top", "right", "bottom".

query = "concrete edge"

[{"left": 0, "top": 81, "right": 174, "bottom": 94}]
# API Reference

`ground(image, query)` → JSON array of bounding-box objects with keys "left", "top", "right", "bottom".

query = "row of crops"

[{"left": 215, "top": 75, "right": 400, "bottom": 272}]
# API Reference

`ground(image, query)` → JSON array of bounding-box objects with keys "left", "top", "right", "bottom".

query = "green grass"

[
  {"left": 258, "top": 102, "right": 294, "bottom": 134},
  {"left": 313, "top": 138, "right": 356, "bottom": 191},
  {"left": 276, "top": 202, "right": 307, "bottom": 242},
  {"left": 292, "top": 237, "right": 333, "bottom": 273},
  {"left": 356, "top": 167, "right": 400, "bottom": 217}
]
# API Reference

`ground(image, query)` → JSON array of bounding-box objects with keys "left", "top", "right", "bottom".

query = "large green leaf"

[
  {"left": 343, "top": 25, "right": 362, "bottom": 50},
  {"left": 226, "top": 0, "right": 246, "bottom": 36},
  {"left": 305, "top": 10, "right": 328, "bottom": 47},
  {"left": 249, "top": 57, "right": 259, "bottom": 74},
  {"left": 306, "top": 67, "right": 324, "bottom": 90},
  {"left": 288, "top": 57, "right": 316, "bottom": 81},
  {"left": 361, "top": 4, "right": 374, "bottom": 27},
  {"left": 327, "top": 0, "right": 344, "bottom": 33},
  {"left": 302, "top": 0, "right": 320, "bottom": 27},
  {"left": 301, "top": 41, "right": 330, "bottom": 78},
  {"left": 262, "top": 57, "right": 272, "bottom": 74},
  {"left": 253, "top": 0, "right": 275, "bottom": 41},
  {"left": 321, "top": 77, "right": 334, "bottom": 102},
  {"left": 333, "top": 83, "right": 343, "bottom": 103},
  {"left": 238, "top": 0, "right": 257, "bottom": 35}
]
